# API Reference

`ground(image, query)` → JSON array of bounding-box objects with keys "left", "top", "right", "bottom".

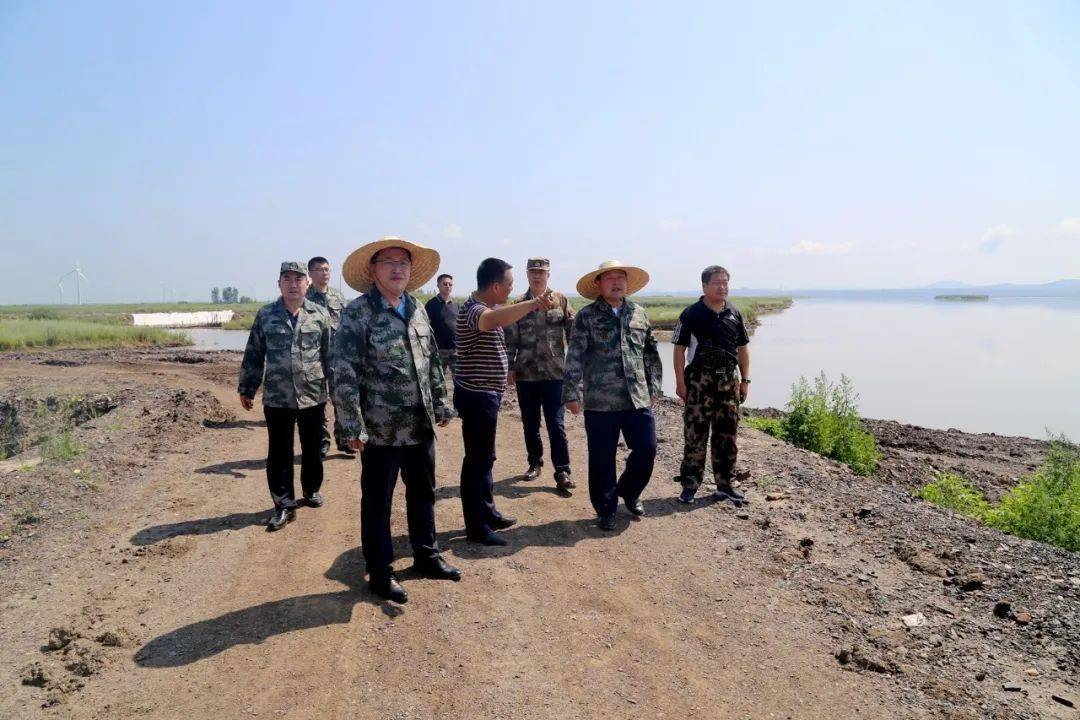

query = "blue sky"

[{"left": 2, "top": 1, "right": 1078, "bottom": 303}]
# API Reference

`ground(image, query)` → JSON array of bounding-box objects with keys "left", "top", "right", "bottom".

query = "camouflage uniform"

[
  {"left": 332, "top": 289, "right": 455, "bottom": 582},
  {"left": 238, "top": 278, "right": 332, "bottom": 511},
  {"left": 505, "top": 284, "right": 575, "bottom": 475},
  {"left": 306, "top": 284, "right": 349, "bottom": 452},
  {"left": 563, "top": 298, "right": 662, "bottom": 518},
  {"left": 673, "top": 299, "right": 749, "bottom": 493}
]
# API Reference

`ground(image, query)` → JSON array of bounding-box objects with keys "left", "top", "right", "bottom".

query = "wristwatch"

[{"left": 741, "top": 378, "right": 750, "bottom": 383}]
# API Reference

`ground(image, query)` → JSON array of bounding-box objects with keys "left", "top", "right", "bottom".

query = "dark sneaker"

[
  {"left": 337, "top": 445, "right": 357, "bottom": 456},
  {"left": 554, "top": 470, "right": 576, "bottom": 492},
  {"left": 678, "top": 487, "right": 697, "bottom": 504},
  {"left": 304, "top": 492, "right": 324, "bottom": 508},
  {"left": 596, "top": 514, "right": 617, "bottom": 531},
  {"left": 266, "top": 507, "right": 296, "bottom": 531},
  {"left": 369, "top": 574, "right": 408, "bottom": 603},
  {"left": 714, "top": 485, "right": 747, "bottom": 504},
  {"left": 524, "top": 462, "right": 543, "bottom": 480}
]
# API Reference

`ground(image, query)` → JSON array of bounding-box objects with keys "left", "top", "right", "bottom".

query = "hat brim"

[
  {"left": 575, "top": 265, "right": 650, "bottom": 300},
  {"left": 342, "top": 238, "right": 441, "bottom": 293}
]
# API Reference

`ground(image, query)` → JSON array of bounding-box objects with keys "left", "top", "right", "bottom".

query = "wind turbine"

[{"left": 58, "top": 262, "right": 89, "bottom": 305}]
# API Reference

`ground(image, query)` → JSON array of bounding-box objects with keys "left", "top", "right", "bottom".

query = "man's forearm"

[
  {"left": 673, "top": 346, "right": 687, "bottom": 386},
  {"left": 737, "top": 346, "right": 750, "bottom": 379},
  {"left": 478, "top": 299, "right": 540, "bottom": 331}
]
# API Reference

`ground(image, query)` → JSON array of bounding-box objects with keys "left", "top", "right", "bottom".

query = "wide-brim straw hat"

[
  {"left": 341, "top": 237, "right": 441, "bottom": 293},
  {"left": 575, "top": 260, "right": 650, "bottom": 300}
]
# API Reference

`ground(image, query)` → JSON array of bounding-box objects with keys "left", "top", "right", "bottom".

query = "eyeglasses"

[{"left": 374, "top": 259, "right": 412, "bottom": 269}]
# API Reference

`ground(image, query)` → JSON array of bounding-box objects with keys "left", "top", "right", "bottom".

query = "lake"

[
  {"left": 660, "top": 297, "right": 1080, "bottom": 440},
  {"left": 180, "top": 299, "right": 1079, "bottom": 440}
]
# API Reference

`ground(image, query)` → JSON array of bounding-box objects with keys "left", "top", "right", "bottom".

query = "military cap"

[
  {"left": 279, "top": 261, "right": 308, "bottom": 277},
  {"left": 526, "top": 257, "right": 551, "bottom": 270}
]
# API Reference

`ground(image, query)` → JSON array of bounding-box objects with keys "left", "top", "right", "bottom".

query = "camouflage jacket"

[
  {"left": 332, "top": 291, "right": 454, "bottom": 446},
  {"left": 306, "top": 285, "right": 348, "bottom": 329},
  {"left": 504, "top": 289, "right": 575, "bottom": 381},
  {"left": 562, "top": 298, "right": 663, "bottom": 411},
  {"left": 238, "top": 298, "right": 332, "bottom": 409}
]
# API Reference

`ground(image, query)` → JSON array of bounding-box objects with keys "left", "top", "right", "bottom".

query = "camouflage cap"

[
  {"left": 279, "top": 261, "right": 308, "bottom": 277},
  {"left": 526, "top": 257, "right": 551, "bottom": 270}
]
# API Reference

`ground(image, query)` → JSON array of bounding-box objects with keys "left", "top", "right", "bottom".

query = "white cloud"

[
  {"left": 1054, "top": 218, "right": 1080, "bottom": 236},
  {"left": 444, "top": 223, "right": 464, "bottom": 240},
  {"left": 973, "top": 224, "right": 1014, "bottom": 254},
  {"left": 785, "top": 240, "right": 855, "bottom": 256}
]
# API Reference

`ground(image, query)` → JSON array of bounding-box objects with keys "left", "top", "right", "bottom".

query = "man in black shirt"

[
  {"left": 425, "top": 273, "right": 459, "bottom": 379},
  {"left": 672, "top": 265, "right": 751, "bottom": 505}
]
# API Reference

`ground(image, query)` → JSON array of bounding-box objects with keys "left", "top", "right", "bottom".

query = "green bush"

[
  {"left": 986, "top": 438, "right": 1080, "bottom": 552},
  {"left": 915, "top": 472, "right": 991, "bottom": 519},
  {"left": 746, "top": 416, "right": 786, "bottom": 439},
  {"left": 41, "top": 430, "right": 83, "bottom": 461},
  {"left": 780, "top": 373, "right": 880, "bottom": 475}
]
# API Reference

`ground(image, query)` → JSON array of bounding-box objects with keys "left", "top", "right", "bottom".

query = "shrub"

[
  {"left": 986, "top": 438, "right": 1080, "bottom": 552},
  {"left": 780, "top": 373, "right": 880, "bottom": 475},
  {"left": 915, "top": 472, "right": 991, "bottom": 520},
  {"left": 746, "top": 416, "right": 786, "bottom": 439},
  {"left": 41, "top": 430, "right": 82, "bottom": 461}
]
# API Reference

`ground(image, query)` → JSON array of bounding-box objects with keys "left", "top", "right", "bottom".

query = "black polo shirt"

[
  {"left": 672, "top": 297, "right": 749, "bottom": 368},
  {"left": 424, "top": 296, "right": 458, "bottom": 350}
]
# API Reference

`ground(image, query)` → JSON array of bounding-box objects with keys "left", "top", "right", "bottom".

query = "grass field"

[
  {"left": 0, "top": 302, "right": 263, "bottom": 326},
  {"left": 0, "top": 319, "right": 191, "bottom": 352}
]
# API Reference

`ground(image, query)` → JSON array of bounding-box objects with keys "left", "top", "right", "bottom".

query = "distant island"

[{"left": 934, "top": 294, "right": 989, "bottom": 301}]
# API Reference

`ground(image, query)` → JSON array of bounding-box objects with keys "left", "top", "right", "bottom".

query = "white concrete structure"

[{"left": 132, "top": 310, "right": 235, "bottom": 328}]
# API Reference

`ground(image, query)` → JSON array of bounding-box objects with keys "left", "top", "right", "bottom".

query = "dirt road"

[{"left": 1, "top": 350, "right": 1077, "bottom": 719}]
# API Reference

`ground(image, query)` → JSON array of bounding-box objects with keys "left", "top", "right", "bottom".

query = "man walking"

[
  {"left": 564, "top": 260, "right": 662, "bottom": 531},
  {"left": 306, "top": 255, "right": 351, "bottom": 457},
  {"left": 673, "top": 265, "right": 752, "bottom": 505},
  {"left": 455, "top": 258, "right": 556, "bottom": 545},
  {"left": 504, "top": 257, "right": 576, "bottom": 493},
  {"left": 238, "top": 262, "right": 332, "bottom": 531},
  {"left": 333, "top": 237, "right": 460, "bottom": 604},
  {"left": 424, "top": 273, "right": 458, "bottom": 382}
]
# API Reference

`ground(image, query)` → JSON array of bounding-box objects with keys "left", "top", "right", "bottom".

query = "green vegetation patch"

[
  {"left": 0, "top": 319, "right": 191, "bottom": 351},
  {"left": 749, "top": 373, "right": 880, "bottom": 475},
  {"left": 917, "top": 438, "right": 1080, "bottom": 553}
]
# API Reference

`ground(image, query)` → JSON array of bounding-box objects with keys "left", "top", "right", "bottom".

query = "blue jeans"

[
  {"left": 583, "top": 408, "right": 657, "bottom": 517},
  {"left": 453, "top": 385, "right": 507, "bottom": 536},
  {"left": 516, "top": 380, "right": 570, "bottom": 472}
]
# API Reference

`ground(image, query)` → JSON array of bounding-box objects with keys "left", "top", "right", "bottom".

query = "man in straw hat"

[
  {"left": 503, "top": 257, "right": 577, "bottom": 493},
  {"left": 673, "top": 264, "right": 752, "bottom": 505},
  {"left": 305, "top": 255, "right": 351, "bottom": 458},
  {"left": 563, "top": 260, "right": 663, "bottom": 531},
  {"left": 238, "top": 262, "right": 333, "bottom": 532},
  {"left": 454, "top": 258, "right": 556, "bottom": 546},
  {"left": 333, "top": 237, "right": 459, "bottom": 603}
]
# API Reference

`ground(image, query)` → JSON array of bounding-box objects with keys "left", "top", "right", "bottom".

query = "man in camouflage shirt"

[
  {"left": 563, "top": 260, "right": 662, "bottom": 531},
  {"left": 238, "top": 261, "right": 332, "bottom": 532},
  {"left": 673, "top": 265, "right": 751, "bottom": 505},
  {"left": 504, "top": 257, "right": 576, "bottom": 492},
  {"left": 306, "top": 255, "right": 351, "bottom": 457},
  {"left": 333, "top": 239, "right": 459, "bottom": 603}
]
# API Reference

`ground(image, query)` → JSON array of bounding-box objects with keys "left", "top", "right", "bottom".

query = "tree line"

[{"left": 210, "top": 287, "right": 254, "bottom": 304}]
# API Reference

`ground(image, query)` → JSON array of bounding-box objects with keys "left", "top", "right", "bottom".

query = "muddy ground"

[{"left": 0, "top": 349, "right": 1077, "bottom": 719}]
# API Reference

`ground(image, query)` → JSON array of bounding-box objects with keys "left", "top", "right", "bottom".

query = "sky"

[{"left": 2, "top": 1, "right": 1079, "bottom": 304}]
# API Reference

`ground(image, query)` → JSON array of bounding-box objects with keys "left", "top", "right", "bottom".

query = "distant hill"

[{"left": 729, "top": 279, "right": 1080, "bottom": 299}]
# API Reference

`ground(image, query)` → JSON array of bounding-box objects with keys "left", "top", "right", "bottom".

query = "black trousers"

[
  {"left": 360, "top": 438, "right": 441, "bottom": 581},
  {"left": 516, "top": 379, "right": 571, "bottom": 471},
  {"left": 453, "top": 386, "right": 506, "bottom": 536},
  {"left": 583, "top": 408, "right": 657, "bottom": 517},
  {"left": 264, "top": 404, "right": 325, "bottom": 510}
]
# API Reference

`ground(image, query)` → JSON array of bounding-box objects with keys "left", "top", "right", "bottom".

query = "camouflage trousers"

[
  {"left": 439, "top": 349, "right": 458, "bottom": 385},
  {"left": 678, "top": 363, "right": 739, "bottom": 491}
]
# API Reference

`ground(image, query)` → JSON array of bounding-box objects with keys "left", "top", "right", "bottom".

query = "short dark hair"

[
  {"left": 436, "top": 273, "right": 453, "bottom": 284},
  {"left": 308, "top": 256, "right": 329, "bottom": 270},
  {"left": 371, "top": 247, "right": 412, "bottom": 264},
  {"left": 477, "top": 258, "right": 512, "bottom": 290},
  {"left": 701, "top": 265, "right": 730, "bottom": 284}
]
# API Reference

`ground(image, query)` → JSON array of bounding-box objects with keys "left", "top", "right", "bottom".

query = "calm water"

[
  {"left": 178, "top": 302, "right": 1079, "bottom": 440},
  {"left": 660, "top": 297, "right": 1080, "bottom": 440}
]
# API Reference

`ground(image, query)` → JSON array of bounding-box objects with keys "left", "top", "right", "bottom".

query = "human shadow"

[
  {"left": 130, "top": 511, "right": 272, "bottom": 546},
  {"left": 134, "top": 547, "right": 399, "bottom": 668},
  {"left": 203, "top": 419, "right": 266, "bottom": 430},
  {"left": 434, "top": 473, "right": 564, "bottom": 502}
]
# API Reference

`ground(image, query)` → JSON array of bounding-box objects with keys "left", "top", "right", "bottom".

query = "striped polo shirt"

[{"left": 455, "top": 294, "right": 508, "bottom": 392}]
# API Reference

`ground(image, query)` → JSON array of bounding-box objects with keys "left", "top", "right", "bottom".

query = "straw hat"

[
  {"left": 341, "top": 237, "right": 441, "bottom": 293},
  {"left": 575, "top": 260, "right": 650, "bottom": 300}
]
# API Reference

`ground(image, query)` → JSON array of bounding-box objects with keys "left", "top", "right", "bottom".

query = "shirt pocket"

[
  {"left": 266, "top": 327, "right": 293, "bottom": 352},
  {"left": 627, "top": 320, "right": 648, "bottom": 348}
]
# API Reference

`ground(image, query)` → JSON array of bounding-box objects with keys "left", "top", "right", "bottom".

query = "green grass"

[
  {"left": 0, "top": 319, "right": 191, "bottom": 351},
  {"left": 0, "top": 302, "right": 263, "bottom": 326},
  {"left": 40, "top": 430, "right": 83, "bottom": 461},
  {"left": 917, "top": 438, "right": 1080, "bottom": 553},
  {"left": 749, "top": 373, "right": 880, "bottom": 475}
]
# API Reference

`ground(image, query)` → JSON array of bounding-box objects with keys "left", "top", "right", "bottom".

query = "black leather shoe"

[
  {"left": 490, "top": 515, "right": 517, "bottom": 530},
  {"left": 337, "top": 445, "right": 356, "bottom": 456},
  {"left": 623, "top": 496, "right": 645, "bottom": 516},
  {"left": 266, "top": 507, "right": 295, "bottom": 531},
  {"left": 596, "top": 514, "right": 617, "bottom": 531},
  {"left": 369, "top": 574, "right": 408, "bottom": 603},
  {"left": 466, "top": 529, "right": 508, "bottom": 546},
  {"left": 413, "top": 556, "right": 462, "bottom": 581},
  {"left": 304, "top": 492, "right": 324, "bottom": 508},
  {"left": 554, "top": 470, "right": 576, "bottom": 492},
  {"left": 524, "top": 462, "right": 543, "bottom": 480}
]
